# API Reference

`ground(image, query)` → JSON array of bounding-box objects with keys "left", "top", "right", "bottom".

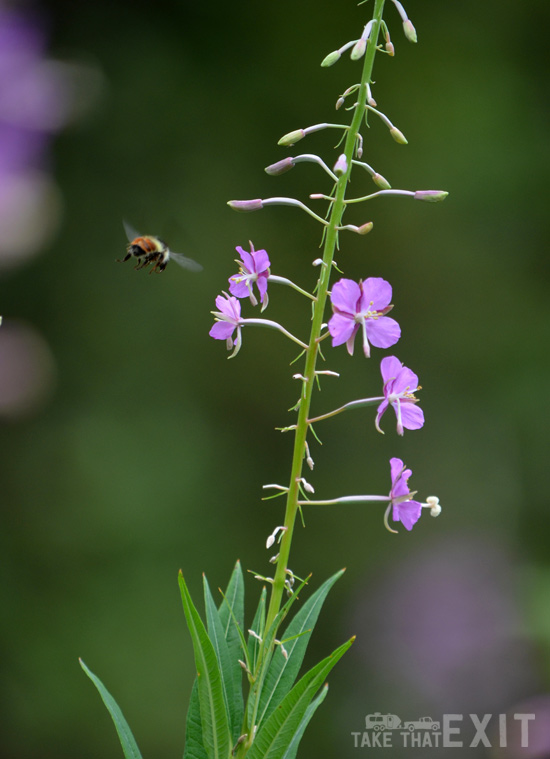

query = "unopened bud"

[
  {"left": 333, "top": 154, "right": 348, "bottom": 177},
  {"left": 264, "top": 157, "right": 295, "bottom": 176},
  {"left": 335, "top": 96, "right": 345, "bottom": 110},
  {"left": 389, "top": 126, "right": 408, "bottom": 145},
  {"left": 372, "top": 173, "right": 392, "bottom": 190},
  {"left": 278, "top": 129, "right": 305, "bottom": 147},
  {"left": 414, "top": 190, "right": 448, "bottom": 202},
  {"left": 321, "top": 50, "right": 341, "bottom": 67},
  {"left": 357, "top": 221, "right": 374, "bottom": 235},
  {"left": 385, "top": 41, "right": 395, "bottom": 56},
  {"left": 228, "top": 199, "right": 264, "bottom": 212},
  {"left": 403, "top": 19, "right": 417, "bottom": 43},
  {"left": 350, "top": 38, "right": 366, "bottom": 61}
]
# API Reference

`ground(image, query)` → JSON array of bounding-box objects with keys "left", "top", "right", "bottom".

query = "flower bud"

[
  {"left": 264, "top": 157, "right": 295, "bottom": 175},
  {"left": 333, "top": 154, "right": 348, "bottom": 177},
  {"left": 321, "top": 50, "right": 341, "bottom": 67},
  {"left": 385, "top": 41, "right": 395, "bottom": 56},
  {"left": 403, "top": 19, "right": 417, "bottom": 43},
  {"left": 277, "top": 129, "right": 305, "bottom": 147},
  {"left": 389, "top": 126, "right": 408, "bottom": 144},
  {"left": 357, "top": 221, "right": 374, "bottom": 235},
  {"left": 414, "top": 190, "right": 449, "bottom": 202},
  {"left": 335, "top": 96, "right": 345, "bottom": 110},
  {"left": 350, "top": 38, "right": 366, "bottom": 61},
  {"left": 372, "top": 172, "right": 391, "bottom": 190},
  {"left": 227, "top": 199, "right": 263, "bottom": 212}
]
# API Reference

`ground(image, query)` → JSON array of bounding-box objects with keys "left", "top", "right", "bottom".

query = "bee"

[{"left": 118, "top": 221, "right": 203, "bottom": 273}]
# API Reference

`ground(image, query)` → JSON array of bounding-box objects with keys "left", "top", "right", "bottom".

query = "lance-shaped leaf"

[
  {"left": 256, "top": 568, "right": 345, "bottom": 727},
  {"left": 183, "top": 680, "right": 208, "bottom": 759},
  {"left": 79, "top": 659, "right": 143, "bottom": 759},
  {"left": 218, "top": 560, "right": 245, "bottom": 664},
  {"left": 281, "top": 683, "right": 329, "bottom": 759},
  {"left": 203, "top": 575, "right": 242, "bottom": 742},
  {"left": 179, "top": 572, "right": 231, "bottom": 759},
  {"left": 247, "top": 637, "right": 354, "bottom": 759}
]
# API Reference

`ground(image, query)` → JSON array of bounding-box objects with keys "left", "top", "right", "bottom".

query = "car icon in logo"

[
  {"left": 365, "top": 713, "right": 402, "bottom": 731},
  {"left": 403, "top": 716, "right": 440, "bottom": 731}
]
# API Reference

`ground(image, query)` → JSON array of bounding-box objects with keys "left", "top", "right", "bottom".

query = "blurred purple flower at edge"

[{"left": 0, "top": 5, "right": 72, "bottom": 267}]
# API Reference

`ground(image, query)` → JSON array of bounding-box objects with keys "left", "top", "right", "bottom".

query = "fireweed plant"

[{"left": 81, "top": 2, "right": 446, "bottom": 758}]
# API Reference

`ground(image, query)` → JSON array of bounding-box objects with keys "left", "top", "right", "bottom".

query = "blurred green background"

[{"left": 2, "top": 0, "right": 550, "bottom": 757}]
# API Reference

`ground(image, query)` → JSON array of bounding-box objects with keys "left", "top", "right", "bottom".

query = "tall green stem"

[{"left": 263, "top": 0, "right": 386, "bottom": 637}]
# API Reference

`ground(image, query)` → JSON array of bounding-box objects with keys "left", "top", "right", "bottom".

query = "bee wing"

[
  {"left": 169, "top": 251, "right": 203, "bottom": 272},
  {"left": 123, "top": 220, "right": 141, "bottom": 243}
]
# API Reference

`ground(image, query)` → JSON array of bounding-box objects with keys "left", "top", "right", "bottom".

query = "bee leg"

[{"left": 116, "top": 252, "right": 132, "bottom": 263}]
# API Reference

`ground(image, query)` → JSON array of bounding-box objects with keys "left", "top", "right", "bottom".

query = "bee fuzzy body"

[
  {"left": 126, "top": 236, "right": 170, "bottom": 273},
  {"left": 119, "top": 222, "right": 202, "bottom": 274}
]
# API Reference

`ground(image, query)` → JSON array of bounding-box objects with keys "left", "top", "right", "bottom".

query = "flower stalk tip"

[
  {"left": 228, "top": 199, "right": 264, "bottom": 212},
  {"left": 414, "top": 190, "right": 449, "bottom": 202},
  {"left": 278, "top": 129, "right": 306, "bottom": 147},
  {"left": 389, "top": 126, "right": 408, "bottom": 144},
  {"left": 321, "top": 50, "right": 341, "bottom": 68}
]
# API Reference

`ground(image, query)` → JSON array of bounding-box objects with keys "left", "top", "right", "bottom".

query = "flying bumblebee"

[{"left": 118, "top": 221, "right": 203, "bottom": 273}]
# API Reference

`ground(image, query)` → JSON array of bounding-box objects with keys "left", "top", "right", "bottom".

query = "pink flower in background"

[
  {"left": 376, "top": 356, "right": 424, "bottom": 435},
  {"left": 328, "top": 277, "right": 400, "bottom": 357},
  {"left": 388, "top": 457, "right": 422, "bottom": 531},
  {"left": 0, "top": 7, "right": 75, "bottom": 266},
  {"left": 228, "top": 243, "right": 270, "bottom": 307}
]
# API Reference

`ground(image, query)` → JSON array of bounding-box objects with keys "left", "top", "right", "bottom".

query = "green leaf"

[
  {"left": 183, "top": 680, "right": 208, "bottom": 759},
  {"left": 79, "top": 659, "right": 143, "bottom": 759},
  {"left": 246, "top": 576, "right": 312, "bottom": 734},
  {"left": 281, "top": 683, "right": 329, "bottom": 759},
  {"left": 218, "top": 561, "right": 244, "bottom": 668},
  {"left": 247, "top": 586, "right": 267, "bottom": 675},
  {"left": 179, "top": 572, "right": 232, "bottom": 759},
  {"left": 203, "top": 576, "right": 242, "bottom": 742},
  {"left": 247, "top": 637, "right": 354, "bottom": 759},
  {"left": 256, "top": 569, "right": 345, "bottom": 727}
]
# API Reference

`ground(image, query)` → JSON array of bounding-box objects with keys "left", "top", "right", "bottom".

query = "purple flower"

[
  {"left": 376, "top": 356, "right": 424, "bottom": 435},
  {"left": 328, "top": 277, "right": 400, "bottom": 357},
  {"left": 388, "top": 457, "right": 422, "bottom": 531},
  {"left": 0, "top": 8, "right": 74, "bottom": 266},
  {"left": 228, "top": 242, "right": 270, "bottom": 307},
  {"left": 209, "top": 293, "right": 244, "bottom": 357}
]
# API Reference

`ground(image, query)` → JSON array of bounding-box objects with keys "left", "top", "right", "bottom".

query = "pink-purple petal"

[
  {"left": 328, "top": 312, "right": 356, "bottom": 346},
  {"left": 253, "top": 248, "right": 270, "bottom": 272},
  {"left": 393, "top": 499, "right": 422, "bottom": 531},
  {"left": 366, "top": 316, "right": 401, "bottom": 349},
  {"left": 392, "top": 366, "right": 419, "bottom": 394},
  {"left": 256, "top": 275, "right": 268, "bottom": 301},
  {"left": 228, "top": 277, "right": 250, "bottom": 299},
  {"left": 400, "top": 402, "right": 424, "bottom": 430},
  {"left": 330, "top": 278, "right": 361, "bottom": 314},
  {"left": 209, "top": 321, "right": 236, "bottom": 340},
  {"left": 376, "top": 399, "right": 389, "bottom": 427},
  {"left": 380, "top": 355, "right": 402, "bottom": 384},
  {"left": 360, "top": 277, "right": 392, "bottom": 310},
  {"left": 390, "top": 456, "right": 405, "bottom": 485},
  {"left": 236, "top": 247, "right": 254, "bottom": 272}
]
